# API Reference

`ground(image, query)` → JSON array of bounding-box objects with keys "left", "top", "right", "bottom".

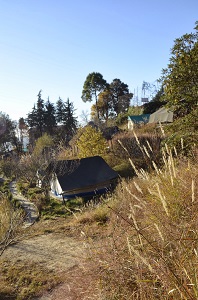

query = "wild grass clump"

[
  {"left": 84, "top": 142, "right": 198, "bottom": 299},
  {"left": 111, "top": 131, "right": 163, "bottom": 172}
]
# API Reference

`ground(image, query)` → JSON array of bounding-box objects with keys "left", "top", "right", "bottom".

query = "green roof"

[{"left": 128, "top": 114, "right": 150, "bottom": 124}]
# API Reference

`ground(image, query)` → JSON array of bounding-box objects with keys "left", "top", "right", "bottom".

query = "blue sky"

[{"left": 0, "top": 0, "right": 197, "bottom": 122}]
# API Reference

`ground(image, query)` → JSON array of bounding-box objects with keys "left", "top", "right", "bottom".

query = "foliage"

[
  {"left": 91, "top": 89, "right": 114, "bottom": 124},
  {"left": 143, "top": 86, "right": 166, "bottom": 114},
  {"left": 0, "top": 157, "right": 18, "bottom": 179},
  {"left": 90, "top": 78, "right": 133, "bottom": 123},
  {"left": 27, "top": 91, "right": 78, "bottom": 145},
  {"left": 163, "top": 107, "right": 198, "bottom": 155},
  {"left": 161, "top": 21, "right": 198, "bottom": 117},
  {"left": 32, "top": 133, "right": 54, "bottom": 157},
  {"left": 115, "top": 105, "right": 144, "bottom": 126},
  {"left": 27, "top": 90, "right": 45, "bottom": 137},
  {"left": 81, "top": 72, "right": 108, "bottom": 120},
  {"left": 127, "top": 105, "right": 144, "bottom": 116},
  {"left": 76, "top": 126, "right": 108, "bottom": 158},
  {"left": 113, "top": 161, "right": 134, "bottom": 178},
  {"left": 16, "top": 154, "right": 39, "bottom": 186},
  {"left": 44, "top": 98, "right": 57, "bottom": 135},
  {"left": 109, "top": 78, "right": 133, "bottom": 116},
  {"left": 63, "top": 98, "right": 78, "bottom": 135},
  {"left": 0, "top": 112, "right": 18, "bottom": 153}
]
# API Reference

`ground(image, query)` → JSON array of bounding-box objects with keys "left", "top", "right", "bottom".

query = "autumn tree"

[
  {"left": 161, "top": 21, "right": 198, "bottom": 117},
  {"left": 91, "top": 89, "right": 114, "bottom": 124},
  {"left": 81, "top": 72, "right": 108, "bottom": 120},
  {"left": 77, "top": 126, "right": 108, "bottom": 158}
]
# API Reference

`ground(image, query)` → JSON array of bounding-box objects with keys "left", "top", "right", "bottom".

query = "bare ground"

[{"left": 1, "top": 220, "right": 100, "bottom": 300}]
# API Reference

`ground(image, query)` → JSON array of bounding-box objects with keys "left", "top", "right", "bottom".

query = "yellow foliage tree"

[
  {"left": 77, "top": 126, "right": 108, "bottom": 158},
  {"left": 33, "top": 133, "right": 54, "bottom": 157}
]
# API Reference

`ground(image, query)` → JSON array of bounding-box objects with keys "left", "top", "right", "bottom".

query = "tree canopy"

[
  {"left": 27, "top": 91, "right": 78, "bottom": 145},
  {"left": 77, "top": 126, "right": 108, "bottom": 158},
  {"left": 0, "top": 112, "right": 17, "bottom": 153},
  {"left": 161, "top": 21, "right": 198, "bottom": 117},
  {"left": 81, "top": 72, "right": 108, "bottom": 120},
  {"left": 87, "top": 76, "right": 133, "bottom": 123},
  {"left": 109, "top": 79, "right": 133, "bottom": 116}
]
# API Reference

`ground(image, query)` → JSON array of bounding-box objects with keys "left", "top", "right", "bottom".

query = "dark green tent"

[{"left": 50, "top": 156, "right": 118, "bottom": 200}]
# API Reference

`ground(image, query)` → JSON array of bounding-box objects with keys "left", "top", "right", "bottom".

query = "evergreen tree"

[
  {"left": 63, "top": 98, "right": 78, "bottom": 133},
  {"left": 27, "top": 90, "right": 45, "bottom": 138},
  {"left": 44, "top": 98, "right": 57, "bottom": 135},
  {"left": 27, "top": 105, "right": 37, "bottom": 128},
  {"left": 36, "top": 90, "right": 45, "bottom": 136},
  {"left": 56, "top": 97, "right": 65, "bottom": 124},
  {"left": 55, "top": 98, "right": 78, "bottom": 145}
]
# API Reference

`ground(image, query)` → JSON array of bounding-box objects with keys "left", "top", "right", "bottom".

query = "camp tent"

[
  {"left": 49, "top": 156, "right": 118, "bottom": 200},
  {"left": 128, "top": 114, "right": 150, "bottom": 130},
  {"left": 148, "top": 107, "right": 173, "bottom": 123}
]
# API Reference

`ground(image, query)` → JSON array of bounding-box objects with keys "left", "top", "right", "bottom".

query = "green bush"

[
  {"left": 164, "top": 108, "right": 198, "bottom": 156},
  {"left": 113, "top": 162, "right": 134, "bottom": 178}
]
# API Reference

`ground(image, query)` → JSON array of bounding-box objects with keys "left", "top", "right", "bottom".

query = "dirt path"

[
  {"left": 1, "top": 232, "right": 85, "bottom": 271},
  {"left": 1, "top": 227, "right": 94, "bottom": 300},
  {"left": 9, "top": 181, "right": 39, "bottom": 227}
]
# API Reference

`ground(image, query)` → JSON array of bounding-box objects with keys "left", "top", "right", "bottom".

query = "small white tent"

[{"left": 148, "top": 107, "right": 173, "bottom": 123}]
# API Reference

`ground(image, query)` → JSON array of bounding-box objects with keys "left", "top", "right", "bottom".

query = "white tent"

[{"left": 148, "top": 107, "right": 173, "bottom": 123}]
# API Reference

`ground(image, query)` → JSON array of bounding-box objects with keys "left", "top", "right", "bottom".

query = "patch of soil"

[
  {"left": 2, "top": 233, "right": 84, "bottom": 271},
  {"left": 1, "top": 220, "right": 100, "bottom": 300}
]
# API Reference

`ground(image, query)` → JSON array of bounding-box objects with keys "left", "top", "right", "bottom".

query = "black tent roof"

[{"left": 50, "top": 156, "right": 118, "bottom": 192}]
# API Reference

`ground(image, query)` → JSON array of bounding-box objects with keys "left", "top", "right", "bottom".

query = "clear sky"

[{"left": 0, "top": 0, "right": 197, "bottom": 122}]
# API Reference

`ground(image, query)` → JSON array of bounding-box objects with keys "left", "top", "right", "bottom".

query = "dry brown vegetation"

[{"left": 75, "top": 146, "right": 198, "bottom": 299}]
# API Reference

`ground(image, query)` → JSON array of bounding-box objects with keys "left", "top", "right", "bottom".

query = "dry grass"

[
  {"left": 76, "top": 144, "right": 198, "bottom": 299},
  {"left": 0, "top": 259, "right": 62, "bottom": 300}
]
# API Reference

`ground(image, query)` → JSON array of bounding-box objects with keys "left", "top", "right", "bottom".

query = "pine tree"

[
  {"left": 56, "top": 97, "right": 65, "bottom": 124},
  {"left": 27, "top": 90, "right": 45, "bottom": 138},
  {"left": 44, "top": 98, "right": 57, "bottom": 135}
]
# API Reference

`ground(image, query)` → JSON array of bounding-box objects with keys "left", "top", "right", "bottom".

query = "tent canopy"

[
  {"left": 148, "top": 107, "right": 173, "bottom": 123},
  {"left": 49, "top": 156, "right": 118, "bottom": 192}
]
